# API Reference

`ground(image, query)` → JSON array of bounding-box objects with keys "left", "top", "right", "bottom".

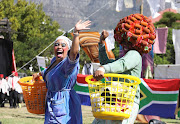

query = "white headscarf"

[{"left": 54, "top": 36, "right": 72, "bottom": 49}]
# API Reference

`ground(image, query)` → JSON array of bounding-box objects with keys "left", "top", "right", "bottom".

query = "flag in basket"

[{"left": 74, "top": 74, "right": 91, "bottom": 106}]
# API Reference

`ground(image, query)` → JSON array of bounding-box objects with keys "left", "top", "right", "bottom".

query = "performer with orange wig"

[{"left": 93, "top": 13, "right": 156, "bottom": 124}]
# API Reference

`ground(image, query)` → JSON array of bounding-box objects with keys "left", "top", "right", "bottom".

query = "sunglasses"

[{"left": 54, "top": 42, "right": 67, "bottom": 47}]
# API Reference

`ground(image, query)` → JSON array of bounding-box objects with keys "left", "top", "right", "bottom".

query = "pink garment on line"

[{"left": 153, "top": 28, "right": 168, "bottom": 54}]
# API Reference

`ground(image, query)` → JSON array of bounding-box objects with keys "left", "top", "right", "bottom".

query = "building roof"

[{"left": 149, "top": 8, "right": 177, "bottom": 23}]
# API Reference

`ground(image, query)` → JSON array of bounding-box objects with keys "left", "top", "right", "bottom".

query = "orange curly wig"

[{"left": 114, "top": 13, "right": 156, "bottom": 54}]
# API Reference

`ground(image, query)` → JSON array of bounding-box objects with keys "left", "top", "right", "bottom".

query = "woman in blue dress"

[{"left": 33, "top": 20, "right": 91, "bottom": 124}]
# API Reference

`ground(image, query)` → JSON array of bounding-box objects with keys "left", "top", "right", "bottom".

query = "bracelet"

[
  {"left": 73, "top": 29, "right": 79, "bottom": 36},
  {"left": 97, "top": 67, "right": 105, "bottom": 73},
  {"left": 73, "top": 32, "right": 79, "bottom": 36}
]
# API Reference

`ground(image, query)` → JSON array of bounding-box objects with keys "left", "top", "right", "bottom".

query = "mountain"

[{"left": 20, "top": 0, "right": 171, "bottom": 32}]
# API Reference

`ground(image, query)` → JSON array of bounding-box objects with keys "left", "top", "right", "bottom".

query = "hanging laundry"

[
  {"left": 165, "top": 0, "right": 171, "bottom": 2},
  {"left": 116, "top": 0, "right": 134, "bottom": 12},
  {"left": 159, "top": 0, "right": 166, "bottom": 10},
  {"left": 172, "top": 29, "right": 180, "bottom": 64},
  {"left": 171, "top": 0, "right": 178, "bottom": 11},
  {"left": 116, "top": 0, "right": 124, "bottom": 12},
  {"left": 153, "top": 28, "right": 168, "bottom": 54},
  {"left": 124, "top": 0, "right": 134, "bottom": 8},
  {"left": 147, "top": 0, "right": 161, "bottom": 18},
  {"left": 144, "top": 63, "right": 153, "bottom": 79},
  {"left": 142, "top": 50, "right": 154, "bottom": 78},
  {"left": 36, "top": 56, "right": 46, "bottom": 71},
  {"left": 82, "top": 62, "right": 93, "bottom": 75}
]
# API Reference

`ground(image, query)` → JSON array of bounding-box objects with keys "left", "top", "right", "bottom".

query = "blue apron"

[{"left": 42, "top": 55, "right": 82, "bottom": 124}]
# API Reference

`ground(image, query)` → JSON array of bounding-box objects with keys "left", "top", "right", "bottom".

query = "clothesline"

[
  {"left": 11, "top": 0, "right": 180, "bottom": 76},
  {"left": 11, "top": 0, "right": 113, "bottom": 77}
]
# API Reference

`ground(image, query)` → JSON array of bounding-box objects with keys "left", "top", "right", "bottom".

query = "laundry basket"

[
  {"left": 18, "top": 76, "right": 47, "bottom": 114},
  {"left": 85, "top": 74, "right": 141, "bottom": 120}
]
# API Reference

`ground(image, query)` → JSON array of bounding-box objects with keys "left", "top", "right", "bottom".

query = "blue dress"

[{"left": 42, "top": 53, "right": 82, "bottom": 124}]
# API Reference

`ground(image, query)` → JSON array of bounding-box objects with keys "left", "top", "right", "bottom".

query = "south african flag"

[
  {"left": 139, "top": 78, "right": 180, "bottom": 119},
  {"left": 75, "top": 74, "right": 180, "bottom": 119},
  {"left": 74, "top": 74, "right": 91, "bottom": 106}
]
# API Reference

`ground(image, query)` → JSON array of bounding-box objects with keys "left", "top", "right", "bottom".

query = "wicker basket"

[
  {"left": 18, "top": 76, "right": 47, "bottom": 114},
  {"left": 71, "top": 32, "right": 115, "bottom": 63},
  {"left": 85, "top": 74, "right": 141, "bottom": 120}
]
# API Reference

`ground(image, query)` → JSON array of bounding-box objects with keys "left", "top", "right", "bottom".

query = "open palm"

[{"left": 75, "top": 20, "right": 91, "bottom": 31}]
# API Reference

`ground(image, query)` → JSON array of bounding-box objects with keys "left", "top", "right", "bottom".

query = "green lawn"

[{"left": 0, "top": 103, "right": 180, "bottom": 124}]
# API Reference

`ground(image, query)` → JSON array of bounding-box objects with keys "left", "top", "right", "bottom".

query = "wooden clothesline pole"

[{"left": 140, "top": 0, "right": 144, "bottom": 14}]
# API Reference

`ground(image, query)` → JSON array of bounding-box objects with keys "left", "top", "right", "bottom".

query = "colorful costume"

[
  {"left": 114, "top": 13, "right": 156, "bottom": 54},
  {"left": 42, "top": 52, "right": 82, "bottom": 124},
  {"left": 93, "top": 13, "right": 156, "bottom": 124}
]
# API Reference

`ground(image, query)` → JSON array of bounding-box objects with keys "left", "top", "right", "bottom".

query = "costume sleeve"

[
  {"left": 63, "top": 51, "right": 80, "bottom": 76},
  {"left": 98, "top": 43, "right": 115, "bottom": 65},
  {"left": 102, "top": 50, "right": 141, "bottom": 73}
]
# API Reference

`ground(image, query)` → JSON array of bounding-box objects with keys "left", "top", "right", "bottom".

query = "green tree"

[
  {"left": 0, "top": 0, "right": 62, "bottom": 74},
  {"left": 153, "top": 12, "right": 180, "bottom": 65}
]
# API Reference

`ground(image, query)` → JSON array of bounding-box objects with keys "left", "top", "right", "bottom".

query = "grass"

[{"left": 0, "top": 103, "right": 180, "bottom": 124}]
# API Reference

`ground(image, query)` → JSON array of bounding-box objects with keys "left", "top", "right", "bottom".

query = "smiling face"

[{"left": 54, "top": 39, "right": 69, "bottom": 61}]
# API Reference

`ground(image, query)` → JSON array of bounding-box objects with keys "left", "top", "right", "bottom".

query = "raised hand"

[
  {"left": 74, "top": 20, "right": 91, "bottom": 32},
  {"left": 100, "top": 30, "right": 109, "bottom": 43}
]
